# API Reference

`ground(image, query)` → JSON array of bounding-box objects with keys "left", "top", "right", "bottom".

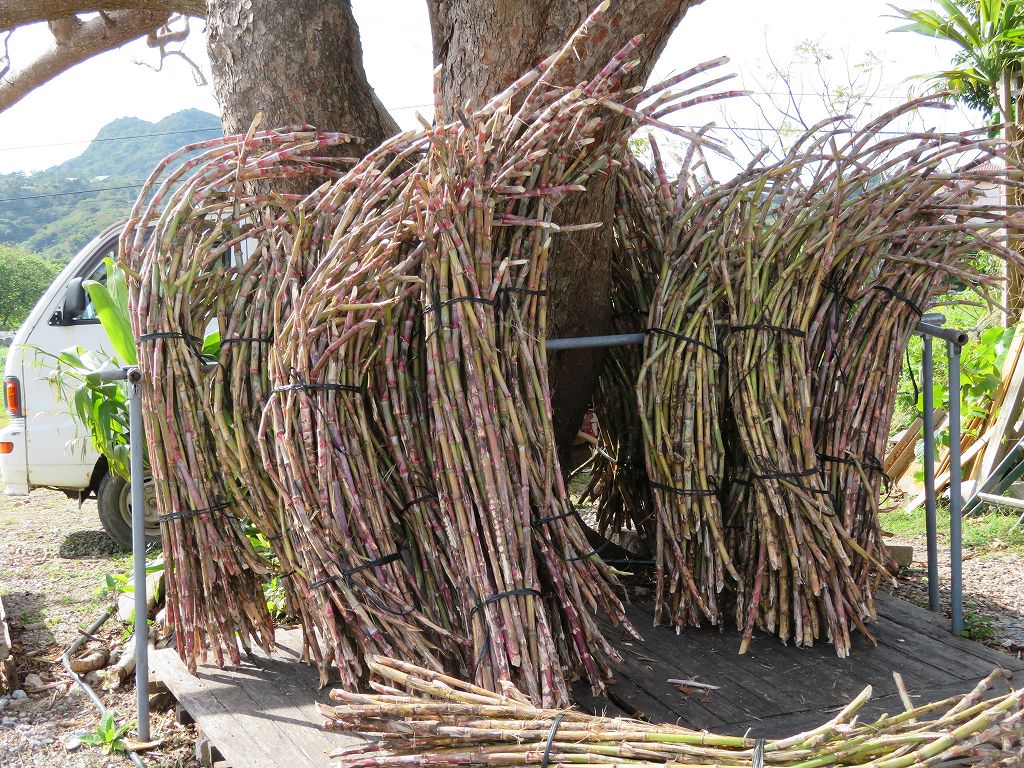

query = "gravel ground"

[
  {"left": 0, "top": 489, "right": 199, "bottom": 768},
  {"left": 881, "top": 534, "right": 1024, "bottom": 658}
]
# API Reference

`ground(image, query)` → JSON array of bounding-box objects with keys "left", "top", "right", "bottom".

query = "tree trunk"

[
  {"left": 206, "top": 0, "right": 398, "bottom": 149},
  {"left": 428, "top": 0, "right": 702, "bottom": 464}
]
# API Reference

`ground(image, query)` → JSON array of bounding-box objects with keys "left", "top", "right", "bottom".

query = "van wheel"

[{"left": 97, "top": 472, "right": 161, "bottom": 550}]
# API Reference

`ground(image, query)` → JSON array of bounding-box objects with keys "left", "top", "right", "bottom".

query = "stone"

[
  {"left": 9, "top": 690, "right": 25, "bottom": 700},
  {"left": 22, "top": 673, "right": 44, "bottom": 691},
  {"left": 1, "top": 716, "right": 14, "bottom": 726},
  {"left": 83, "top": 671, "right": 102, "bottom": 687},
  {"left": 64, "top": 736, "right": 82, "bottom": 752},
  {"left": 27, "top": 738, "right": 42, "bottom": 750},
  {"left": 886, "top": 543, "right": 914, "bottom": 569}
]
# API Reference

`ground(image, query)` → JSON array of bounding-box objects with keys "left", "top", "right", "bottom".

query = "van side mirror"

[{"left": 62, "top": 278, "right": 87, "bottom": 322}]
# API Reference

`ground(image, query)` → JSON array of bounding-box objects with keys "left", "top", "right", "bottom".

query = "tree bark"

[
  {"left": 428, "top": 0, "right": 702, "bottom": 464},
  {"left": 0, "top": 1, "right": 205, "bottom": 31},
  {"left": 206, "top": 0, "right": 398, "bottom": 149}
]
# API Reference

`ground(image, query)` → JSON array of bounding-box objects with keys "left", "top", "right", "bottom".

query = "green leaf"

[{"left": 82, "top": 279, "right": 136, "bottom": 365}]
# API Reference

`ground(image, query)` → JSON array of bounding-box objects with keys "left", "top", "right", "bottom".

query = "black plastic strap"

[
  {"left": 750, "top": 466, "right": 817, "bottom": 481},
  {"left": 220, "top": 336, "right": 272, "bottom": 345},
  {"left": 728, "top": 323, "right": 806, "bottom": 337},
  {"left": 273, "top": 381, "right": 364, "bottom": 395},
  {"left": 649, "top": 480, "right": 718, "bottom": 497},
  {"left": 139, "top": 331, "right": 203, "bottom": 344},
  {"left": 470, "top": 588, "right": 542, "bottom": 617},
  {"left": 817, "top": 452, "right": 891, "bottom": 491},
  {"left": 541, "top": 714, "right": 566, "bottom": 768},
  {"left": 267, "top": 533, "right": 284, "bottom": 542},
  {"left": 501, "top": 287, "right": 546, "bottom": 298},
  {"left": 280, "top": 570, "right": 297, "bottom": 579},
  {"left": 647, "top": 327, "right": 722, "bottom": 357},
  {"left": 398, "top": 493, "right": 438, "bottom": 517},
  {"left": 309, "top": 551, "right": 403, "bottom": 589},
  {"left": 423, "top": 295, "right": 494, "bottom": 314},
  {"left": 870, "top": 285, "right": 923, "bottom": 317},
  {"left": 159, "top": 500, "right": 231, "bottom": 522},
  {"left": 532, "top": 508, "right": 577, "bottom": 527}
]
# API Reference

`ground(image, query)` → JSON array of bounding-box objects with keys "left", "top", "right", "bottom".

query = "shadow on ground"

[{"left": 58, "top": 530, "right": 123, "bottom": 559}]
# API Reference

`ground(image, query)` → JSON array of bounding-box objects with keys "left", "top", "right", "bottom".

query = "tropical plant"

[
  {"left": 79, "top": 710, "right": 133, "bottom": 754},
  {"left": 37, "top": 257, "right": 138, "bottom": 479},
  {"left": 891, "top": 0, "right": 1024, "bottom": 121}
]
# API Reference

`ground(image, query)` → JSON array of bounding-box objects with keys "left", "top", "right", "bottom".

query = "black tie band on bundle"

[
  {"left": 649, "top": 479, "right": 719, "bottom": 497},
  {"left": 159, "top": 499, "right": 232, "bottom": 522},
  {"left": 219, "top": 336, "right": 272, "bottom": 345},
  {"left": 541, "top": 714, "right": 567, "bottom": 768},
  {"left": 647, "top": 327, "right": 722, "bottom": 357},
  {"left": 817, "top": 451, "right": 891, "bottom": 492},
  {"left": 470, "top": 588, "right": 542, "bottom": 617},
  {"left": 139, "top": 331, "right": 204, "bottom": 344},
  {"left": 532, "top": 508, "right": 577, "bottom": 527},
  {"left": 728, "top": 323, "right": 806, "bottom": 338},
  {"left": 870, "top": 285, "right": 923, "bottom": 317},
  {"left": 309, "top": 551, "right": 404, "bottom": 589},
  {"left": 273, "top": 381, "right": 365, "bottom": 396},
  {"left": 398, "top": 493, "right": 438, "bottom": 517}
]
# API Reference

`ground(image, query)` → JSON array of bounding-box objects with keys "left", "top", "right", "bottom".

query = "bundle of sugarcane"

[
  {"left": 321, "top": 657, "right": 1024, "bottom": 767},
  {"left": 634, "top": 139, "right": 737, "bottom": 630},
  {"left": 120, "top": 127, "right": 354, "bottom": 671},
  {"left": 577, "top": 155, "right": 661, "bottom": 541},
  {"left": 258, "top": 12, "right": 739, "bottom": 703}
]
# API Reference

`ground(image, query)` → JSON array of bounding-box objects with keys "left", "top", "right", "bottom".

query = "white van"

[{"left": 1, "top": 222, "right": 159, "bottom": 549}]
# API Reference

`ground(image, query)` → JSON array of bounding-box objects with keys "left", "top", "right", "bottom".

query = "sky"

[{"left": 0, "top": 0, "right": 980, "bottom": 176}]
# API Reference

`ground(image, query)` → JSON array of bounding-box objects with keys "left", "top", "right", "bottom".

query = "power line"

[
  {"left": 0, "top": 104, "right": 435, "bottom": 153},
  {"left": 0, "top": 127, "right": 221, "bottom": 153},
  {"left": 0, "top": 182, "right": 145, "bottom": 204}
]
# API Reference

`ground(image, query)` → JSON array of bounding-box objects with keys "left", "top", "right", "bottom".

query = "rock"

[
  {"left": 149, "top": 690, "right": 176, "bottom": 712},
  {"left": 886, "top": 543, "right": 914, "bottom": 569},
  {"left": 22, "top": 622, "right": 46, "bottom": 632},
  {"left": 22, "top": 673, "right": 44, "bottom": 691},
  {"left": 9, "top": 690, "right": 26, "bottom": 701},
  {"left": 64, "top": 736, "right": 82, "bottom": 752},
  {"left": 27, "top": 738, "right": 42, "bottom": 750},
  {"left": 1, "top": 716, "right": 14, "bottom": 726},
  {"left": 83, "top": 671, "right": 102, "bottom": 687}
]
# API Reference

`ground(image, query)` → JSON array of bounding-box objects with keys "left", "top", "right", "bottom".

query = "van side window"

[{"left": 70, "top": 241, "right": 117, "bottom": 324}]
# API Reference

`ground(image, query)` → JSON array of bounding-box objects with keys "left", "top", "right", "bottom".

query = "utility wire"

[
  {"left": 0, "top": 103, "right": 435, "bottom": 153},
  {"left": 0, "top": 182, "right": 145, "bottom": 204}
]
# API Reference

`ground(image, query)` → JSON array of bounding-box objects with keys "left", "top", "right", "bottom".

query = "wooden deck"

[{"left": 152, "top": 593, "right": 1024, "bottom": 768}]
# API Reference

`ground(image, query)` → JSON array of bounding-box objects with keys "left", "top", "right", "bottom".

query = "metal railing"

[{"left": 917, "top": 315, "right": 967, "bottom": 634}]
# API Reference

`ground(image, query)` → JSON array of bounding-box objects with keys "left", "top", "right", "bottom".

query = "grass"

[{"left": 880, "top": 504, "right": 1024, "bottom": 553}]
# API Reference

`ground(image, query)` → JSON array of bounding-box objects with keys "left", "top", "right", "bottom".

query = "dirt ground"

[{"left": 0, "top": 489, "right": 199, "bottom": 768}]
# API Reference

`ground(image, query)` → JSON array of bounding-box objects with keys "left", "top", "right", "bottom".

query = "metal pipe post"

[
  {"left": 948, "top": 342, "right": 964, "bottom": 635},
  {"left": 922, "top": 335, "right": 939, "bottom": 612},
  {"left": 127, "top": 368, "right": 150, "bottom": 742}
]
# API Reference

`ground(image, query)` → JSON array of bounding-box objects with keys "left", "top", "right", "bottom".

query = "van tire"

[{"left": 97, "top": 472, "right": 162, "bottom": 550}]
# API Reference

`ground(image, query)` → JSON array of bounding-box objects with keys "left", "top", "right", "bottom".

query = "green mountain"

[{"left": 0, "top": 109, "right": 221, "bottom": 262}]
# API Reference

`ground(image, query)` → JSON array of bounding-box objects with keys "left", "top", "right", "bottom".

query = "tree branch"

[
  {"left": 0, "top": 9, "right": 170, "bottom": 111},
  {"left": 0, "top": 1, "right": 205, "bottom": 30}
]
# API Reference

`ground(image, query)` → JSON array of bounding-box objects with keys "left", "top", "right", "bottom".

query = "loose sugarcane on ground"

[{"left": 320, "top": 656, "right": 1024, "bottom": 767}]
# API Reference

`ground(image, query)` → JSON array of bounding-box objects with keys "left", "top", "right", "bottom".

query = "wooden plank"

[
  {"left": 977, "top": 331, "right": 1024, "bottom": 482},
  {"left": 876, "top": 594, "right": 1024, "bottom": 671},
  {"left": 151, "top": 631, "right": 362, "bottom": 768},
  {"left": 151, "top": 648, "right": 280, "bottom": 768}
]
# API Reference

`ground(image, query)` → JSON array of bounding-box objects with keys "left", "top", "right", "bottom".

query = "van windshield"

[{"left": 73, "top": 240, "right": 118, "bottom": 323}]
